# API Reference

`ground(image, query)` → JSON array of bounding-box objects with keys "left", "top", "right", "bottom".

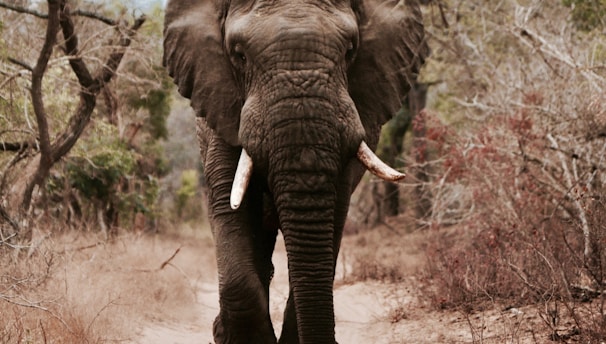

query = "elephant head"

[{"left": 164, "top": 0, "right": 427, "bottom": 343}]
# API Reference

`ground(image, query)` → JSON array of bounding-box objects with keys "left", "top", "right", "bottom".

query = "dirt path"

[{"left": 132, "top": 234, "right": 542, "bottom": 344}]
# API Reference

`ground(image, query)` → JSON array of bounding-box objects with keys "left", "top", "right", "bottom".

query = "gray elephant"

[{"left": 163, "top": 0, "right": 428, "bottom": 343}]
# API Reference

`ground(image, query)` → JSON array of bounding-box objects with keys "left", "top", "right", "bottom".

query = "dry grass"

[
  {"left": 341, "top": 222, "right": 604, "bottom": 343},
  {"left": 0, "top": 229, "right": 215, "bottom": 343},
  {"left": 341, "top": 219, "right": 428, "bottom": 283}
]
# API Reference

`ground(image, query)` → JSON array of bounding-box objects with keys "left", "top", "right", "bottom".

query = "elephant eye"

[
  {"left": 345, "top": 40, "right": 357, "bottom": 62},
  {"left": 233, "top": 43, "right": 247, "bottom": 64}
]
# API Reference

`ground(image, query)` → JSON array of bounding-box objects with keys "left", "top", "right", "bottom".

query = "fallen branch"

[
  {"left": 160, "top": 247, "right": 181, "bottom": 270},
  {"left": 129, "top": 246, "right": 182, "bottom": 273}
]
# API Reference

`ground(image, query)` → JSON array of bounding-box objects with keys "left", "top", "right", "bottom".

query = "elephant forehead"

[
  {"left": 231, "top": 0, "right": 355, "bottom": 14},
  {"left": 226, "top": 1, "right": 358, "bottom": 46}
]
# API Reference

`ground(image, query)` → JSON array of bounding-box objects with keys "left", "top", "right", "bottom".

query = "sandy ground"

[{"left": 131, "top": 233, "right": 547, "bottom": 344}]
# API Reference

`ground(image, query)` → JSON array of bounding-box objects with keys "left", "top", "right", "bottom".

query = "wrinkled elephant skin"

[{"left": 163, "top": 0, "right": 428, "bottom": 343}]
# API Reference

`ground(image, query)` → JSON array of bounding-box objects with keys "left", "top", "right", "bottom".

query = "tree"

[
  {"left": 562, "top": 0, "right": 606, "bottom": 31},
  {"left": 0, "top": 0, "right": 145, "bottom": 240},
  {"left": 371, "top": 81, "right": 431, "bottom": 225}
]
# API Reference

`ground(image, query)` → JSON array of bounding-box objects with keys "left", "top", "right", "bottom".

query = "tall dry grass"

[{"left": 0, "top": 229, "right": 214, "bottom": 343}]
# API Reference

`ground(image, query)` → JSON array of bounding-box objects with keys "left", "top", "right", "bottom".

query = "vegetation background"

[{"left": 0, "top": 0, "right": 604, "bottom": 342}]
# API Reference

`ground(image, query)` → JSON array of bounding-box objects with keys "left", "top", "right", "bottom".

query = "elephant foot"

[{"left": 213, "top": 314, "right": 277, "bottom": 344}]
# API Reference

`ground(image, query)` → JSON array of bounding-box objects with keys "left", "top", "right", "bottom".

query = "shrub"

[
  {"left": 416, "top": 0, "right": 606, "bottom": 340},
  {"left": 175, "top": 169, "right": 201, "bottom": 220}
]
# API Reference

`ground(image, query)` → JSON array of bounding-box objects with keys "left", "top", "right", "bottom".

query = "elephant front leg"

[
  {"left": 212, "top": 224, "right": 276, "bottom": 344},
  {"left": 205, "top": 138, "right": 277, "bottom": 344},
  {"left": 278, "top": 290, "right": 298, "bottom": 344}
]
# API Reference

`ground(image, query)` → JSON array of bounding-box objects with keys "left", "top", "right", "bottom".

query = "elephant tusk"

[
  {"left": 357, "top": 141, "right": 406, "bottom": 182},
  {"left": 230, "top": 149, "right": 254, "bottom": 210}
]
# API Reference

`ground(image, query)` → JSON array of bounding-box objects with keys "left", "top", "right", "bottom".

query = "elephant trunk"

[
  {"left": 280, "top": 207, "right": 336, "bottom": 343},
  {"left": 270, "top": 142, "right": 339, "bottom": 344}
]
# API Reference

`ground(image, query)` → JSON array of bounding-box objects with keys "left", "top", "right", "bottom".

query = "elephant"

[{"left": 163, "top": 0, "right": 428, "bottom": 343}]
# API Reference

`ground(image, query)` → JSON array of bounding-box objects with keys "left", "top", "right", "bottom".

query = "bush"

[
  {"left": 415, "top": 0, "right": 606, "bottom": 340},
  {"left": 175, "top": 169, "right": 201, "bottom": 220},
  {"left": 46, "top": 125, "right": 163, "bottom": 234}
]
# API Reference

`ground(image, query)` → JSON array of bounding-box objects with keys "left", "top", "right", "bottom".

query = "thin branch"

[
  {"left": 0, "top": 293, "right": 73, "bottom": 334},
  {"left": 39, "top": 320, "right": 47, "bottom": 344},
  {"left": 546, "top": 133, "right": 592, "bottom": 260},
  {"left": 0, "top": 141, "right": 33, "bottom": 152},
  {"left": 96, "top": 15, "right": 146, "bottom": 85},
  {"left": 0, "top": 1, "right": 118, "bottom": 26},
  {"left": 84, "top": 297, "right": 120, "bottom": 335},
  {"left": 6, "top": 57, "right": 33, "bottom": 72},
  {"left": 159, "top": 247, "right": 181, "bottom": 270},
  {"left": 0, "top": 146, "right": 30, "bottom": 192},
  {"left": 72, "top": 9, "right": 117, "bottom": 26},
  {"left": 0, "top": 206, "right": 19, "bottom": 232},
  {"left": 0, "top": 1, "right": 47, "bottom": 19},
  {"left": 0, "top": 71, "right": 28, "bottom": 92},
  {"left": 512, "top": 25, "right": 604, "bottom": 92}
]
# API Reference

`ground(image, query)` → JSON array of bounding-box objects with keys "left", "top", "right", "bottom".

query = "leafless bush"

[{"left": 415, "top": 0, "right": 605, "bottom": 341}]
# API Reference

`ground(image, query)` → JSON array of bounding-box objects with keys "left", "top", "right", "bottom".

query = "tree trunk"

[
  {"left": 372, "top": 81, "right": 429, "bottom": 224},
  {"left": 410, "top": 83, "right": 432, "bottom": 223}
]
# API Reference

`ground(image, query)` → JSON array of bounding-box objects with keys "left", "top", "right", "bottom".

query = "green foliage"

[
  {"left": 137, "top": 1, "right": 166, "bottom": 36},
  {"left": 66, "top": 142, "right": 136, "bottom": 200},
  {"left": 175, "top": 169, "right": 199, "bottom": 219},
  {"left": 130, "top": 79, "right": 172, "bottom": 140},
  {"left": 376, "top": 106, "right": 412, "bottom": 165},
  {"left": 52, "top": 131, "right": 162, "bottom": 221},
  {"left": 138, "top": 140, "right": 170, "bottom": 178},
  {"left": 118, "top": 4, "right": 173, "bottom": 141},
  {"left": 562, "top": 0, "right": 606, "bottom": 31}
]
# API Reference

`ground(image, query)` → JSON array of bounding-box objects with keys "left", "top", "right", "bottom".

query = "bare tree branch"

[
  {"left": 50, "top": 13, "right": 146, "bottom": 161},
  {"left": 160, "top": 247, "right": 182, "bottom": 270},
  {"left": 0, "top": 142, "right": 33, "bottom": 152},
  {"left": 0, "top": 1, "right": 118, "bottom": 26},
  {"left": 6, "top": 57, "right": 33, "bottom": 72},
  {"left": 0, "top": 293, "right": 73, "bottom": 334},
  {"left": 58, "top": 2, "right": 94, "bottom": 87},
  {"left": 72, "top": 9, "right": 117, "bottom": 26},
  {"left": 96, "top": 16, "right": 146, "bottom": 85},
  {"left": 0, "top": 1, "right": 47, "bottom": 19},
  {"left": 0, "top": 205, "right": 19, "bottom": 232}
]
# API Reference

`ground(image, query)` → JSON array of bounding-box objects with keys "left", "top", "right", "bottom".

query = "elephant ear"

[
  {"left": 163, "top": 0, "right": 242, "bottom": 146},
  {"left": 349, "top": 0, "right": 428, "bottom": 131}
]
